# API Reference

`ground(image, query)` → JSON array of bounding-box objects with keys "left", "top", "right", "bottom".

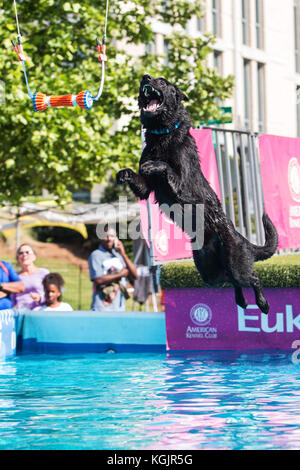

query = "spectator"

[
  {"left": 0, "top": 259, "right": 24, "bottom": 310},
  {"left": 12, "top": 244, "right": 49, "bottom": 310},
  {"left": 38, "top": 272, "right": 73, "bottom": 311},
  {"left": 88, "top": 225, "right": 138, "bottom": 311}
]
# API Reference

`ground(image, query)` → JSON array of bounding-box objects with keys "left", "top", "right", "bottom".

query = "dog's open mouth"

[{"left": 141, "top": 84, "right": 163, "bottom": 113}]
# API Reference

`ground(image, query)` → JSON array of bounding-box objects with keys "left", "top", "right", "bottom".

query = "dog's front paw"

[
  {"left": 116, "top": 168, "right": 135, "bottom": 185},
  {"left": 140, "top": 161, "right": 168, "bottom": 176}
]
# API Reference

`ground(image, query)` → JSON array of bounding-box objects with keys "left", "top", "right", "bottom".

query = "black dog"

[{"left": 116, "top": 75, "right": 278, "bottom": 313}]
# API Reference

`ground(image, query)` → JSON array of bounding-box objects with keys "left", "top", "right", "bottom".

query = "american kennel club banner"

[
  {"left": 165, "top": 288, "right": 300, "bottom": 351},
  {"left": 259, "top": 134, "right": 300, "bottom": 249}
]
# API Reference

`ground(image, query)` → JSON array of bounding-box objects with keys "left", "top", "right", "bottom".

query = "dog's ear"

[{"left": 174, "top": 85, "right": 188, "bottom": 102}]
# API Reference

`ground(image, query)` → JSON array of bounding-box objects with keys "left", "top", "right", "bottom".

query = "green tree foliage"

[{"left": 0, "top": 0, "right": 234, "bottom": 204}]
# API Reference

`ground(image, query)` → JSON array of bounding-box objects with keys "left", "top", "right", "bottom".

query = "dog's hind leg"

[
  {"left": 234, "top": 286, "right": 248, "bottom": 309},
  {"left": 250, "top": 272, "right": 269, "bottom": 314}
]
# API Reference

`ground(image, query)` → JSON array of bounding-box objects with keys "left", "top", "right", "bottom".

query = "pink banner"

[
  {"left": 259, "top": 134, "right": 300, "bottom": 249},
  {"left": 139, "top": 129, "right": 221, "bottom": 262},
  {"left": 165, "top": 288, "right": 300, "bottom": 351}
]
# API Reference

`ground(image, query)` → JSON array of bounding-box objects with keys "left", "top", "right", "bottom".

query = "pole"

[
  {"left": 78, "top": 263, "right": 83, "bottom": 310},
  {"left": 147, "top": 198, "right": 158, "bottom": 312},
  {"left": 141, "top": 128, "right": 158, "bottom": 312},
  {"left": 16, "top": 207, "right": 21, "bottom": 250}
]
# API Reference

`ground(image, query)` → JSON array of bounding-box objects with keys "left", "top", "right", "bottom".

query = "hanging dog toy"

[{"left": 11, "top": 0, "right": 109, "bottom": 112}]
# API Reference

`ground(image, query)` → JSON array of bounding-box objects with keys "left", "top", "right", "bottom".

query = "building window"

[
  {"left": 255, "top": 0, "right": 263, "bottom": 49},
  {"left": 162, "top": 0, "right": 170, "bottom": 13},
  {"left": 242, "top": 0, "right": 250, "bottom": 45},
  {"left": 163, "top": 39, "right": 170, "bottom": 66},
  {"left": 294, "top": 0, "right": 300, "bottom": 73},
  {"left": 257, "top": 62, "right": 265, "bottom": 132},
  {"left": 212, "top": 0, "right": 220, "bottom": 36},
  {"left": 243, "top": 59, "right": 251, "bottom": 129},
  {"left": 213, "top": 50, "right": 222, "bottom": 74},
  {"left": 145, "top": 41, "right": 156, "bottom": 55},
  {"left": 197, "top": 14, "right": 204, "bottom": 32},
  {"left": 297, "top": 86, "right": 300, "bottom": 137}
]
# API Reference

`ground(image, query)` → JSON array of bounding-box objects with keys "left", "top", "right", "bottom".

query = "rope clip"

[
  {"left": 11, "top": 39, "right": 27, "bottom": 62},
  {"left": 96, "top": 37, "right": 107, "bottom": 62}
]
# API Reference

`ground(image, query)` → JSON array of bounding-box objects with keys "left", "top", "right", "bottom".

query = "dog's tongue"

[{"left": 145, "top": 99, "right": 159, "bottom": 112}]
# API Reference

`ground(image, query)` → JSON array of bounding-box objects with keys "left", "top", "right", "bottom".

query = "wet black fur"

[{"left": 116, "top": 75, "right": 278, "bottom": 313}]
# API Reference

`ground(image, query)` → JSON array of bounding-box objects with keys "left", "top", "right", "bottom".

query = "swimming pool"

[{"left": 0, "top": 351, "right": 299, "bottom": 450}]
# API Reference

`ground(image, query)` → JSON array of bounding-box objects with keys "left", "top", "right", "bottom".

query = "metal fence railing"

[{"left": 204, "top": 127, "right": 265, "bottom": 245}]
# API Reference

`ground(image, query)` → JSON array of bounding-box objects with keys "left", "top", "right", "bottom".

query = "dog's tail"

[{"left": 250, "top": 213, "right": 278, "bottom": 261}]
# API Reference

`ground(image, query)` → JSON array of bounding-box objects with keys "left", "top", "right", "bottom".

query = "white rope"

[
  {"left": 104, "top": 0, "right": 109, "bottom": 40},
  {"left": 95, "top": 0, "right": 110, "bottom": 101},
  {"left": 14, "top": 0, "right": 110, "bottom": 41},
  {"left": 13, "top": 0, "right": 110, "bottom": 104},
  {"left": 13, "top": 0, "right": 21, "bottom": 39}
]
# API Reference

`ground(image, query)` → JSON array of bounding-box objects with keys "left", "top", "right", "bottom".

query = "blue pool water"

[{"left": 0, "top": 351, "right": 299, "bottom": 450}]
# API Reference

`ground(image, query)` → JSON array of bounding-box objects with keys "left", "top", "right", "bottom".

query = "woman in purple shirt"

[{"left": 12, "top": 244, "right": 49, "bottom": 310}]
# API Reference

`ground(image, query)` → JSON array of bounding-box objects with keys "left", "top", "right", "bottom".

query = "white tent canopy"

[{"left": 0, "top": 200, "right": 141, "bottom": 232}]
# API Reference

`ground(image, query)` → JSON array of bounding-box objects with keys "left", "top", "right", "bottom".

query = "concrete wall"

[{"left": 190, "top": 0, "right": 300, "bottom": 137}]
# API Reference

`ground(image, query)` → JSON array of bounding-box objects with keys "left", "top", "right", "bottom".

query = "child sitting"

[{"left": 38, "top": 272, "right": 73, "bottom": 311}]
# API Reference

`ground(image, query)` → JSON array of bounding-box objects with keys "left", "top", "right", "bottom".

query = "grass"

[{"left": 257, "top": 253, "right": 300, "bottom": 265}]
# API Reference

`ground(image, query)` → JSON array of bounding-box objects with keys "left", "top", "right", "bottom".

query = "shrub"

[{"left": 160, "top": 257, "right": 300, "bottom": 289}]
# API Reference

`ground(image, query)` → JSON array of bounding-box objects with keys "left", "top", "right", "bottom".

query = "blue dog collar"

[{"left": 150, "top": 121, "right": 181, "bottom": 135}]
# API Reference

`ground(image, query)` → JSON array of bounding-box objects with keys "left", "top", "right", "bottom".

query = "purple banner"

[{"left": 165, "top": 288, "right": 300, "bottom": 351}]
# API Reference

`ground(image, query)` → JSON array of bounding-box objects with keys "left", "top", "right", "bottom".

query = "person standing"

[
  {"left": 88, "top": 226, "right": 138, "bottom": 311},
  {"left": 12, "top": 244, "right": 49, "bottom": 310},
  {"left": 0, "top": 259, "right": 24, "bottom": 310}
]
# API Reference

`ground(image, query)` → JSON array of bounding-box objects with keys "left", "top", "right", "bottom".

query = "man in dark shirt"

[{"left": 88, "top": 226, "right": 137, "bottom": 311}]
